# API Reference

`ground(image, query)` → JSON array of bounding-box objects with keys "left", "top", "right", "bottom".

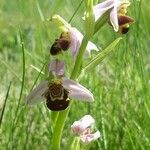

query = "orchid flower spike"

[
  {"left": 93, "top": 0, "right": 134, "bottom": 34},
  {"left": 50, "top": 15, "right": 98, "bottom": 57},
  {"left": 26, "top": 60, "right": 94, "bottom": 111},
  {"left": 71, "top": 115, "right": 101, "bottom": 144}
]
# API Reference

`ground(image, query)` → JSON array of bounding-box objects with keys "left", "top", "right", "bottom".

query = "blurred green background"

[{"left": 0, "top": 0, "right": 149, "bottom": 149}]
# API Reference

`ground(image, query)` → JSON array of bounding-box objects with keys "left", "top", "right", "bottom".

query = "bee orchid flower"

[
  {"left": 71, "top": 115, "right": 101, "bottom": 144},
  {"left": 93, "top": 0, "right": 134, "bottom": 34},
  {"left": 26, "top": 60, "right": 94, "bottom": 111},
  {"left": 50, "top": 15, "right": 99, "bottom": 57}
]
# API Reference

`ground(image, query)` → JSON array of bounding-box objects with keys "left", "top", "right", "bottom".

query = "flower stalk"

[
  {"left": 51, "top": 36, "right": 90, "bottom": 150},
  {"left": 51, "top": 106, "right": 71, "bottom": 150},
  {"left": 52, "top": 1, "right": 95, "bottom": 149},
  {"left": 71, "top": 36, "right": 89, "bottom": 79},
  {"left": 84, "top": 0, "right": 95, "bottom": 38}
]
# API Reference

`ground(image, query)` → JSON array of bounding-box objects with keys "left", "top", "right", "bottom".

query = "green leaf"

[
  {"left": 82, "top": 37, "right": 122, "bottom": 72},
  {"left": 0, "top": 81, "right": 12, "bottom": 126}
]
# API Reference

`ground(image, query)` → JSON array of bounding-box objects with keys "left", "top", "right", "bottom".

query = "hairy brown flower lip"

[{"left": 118, "top": 15, "right": 134, "bottom": 26}]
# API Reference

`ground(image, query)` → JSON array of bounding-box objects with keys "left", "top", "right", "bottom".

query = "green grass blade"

[
  {"left": 0, "top": 81, "right": 12, "bottom": 126},
  {"left": 7, "top": 29, "right": 26, "bottom": 149}
]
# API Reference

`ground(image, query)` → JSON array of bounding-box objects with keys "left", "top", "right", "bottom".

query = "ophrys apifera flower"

[
  {"left": 93, "top": 0, "right": 134, "bottom": 34},
  {"left": 71, "top": 115, "right": 101, "bottom": 143},
  {"left": 26, "top": 60, "right": 94, "bottom": 111},
  {"left": 50, "top": 15, "right": 98, "bottom": 57}
]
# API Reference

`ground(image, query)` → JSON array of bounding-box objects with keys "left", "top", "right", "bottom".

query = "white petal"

[
  {"left": 94, "top": 0, "right": 113, "bottom": 9},
  {"left": 62, "top": 77, "right": 94, "bottom": 102},
  {"left": 68, "top": 27, "right": 98, "bottom": 58},
  {"left": 71, "top": 115, "right": 95, "bottom": 135},
  {"left": 87, "top": 41, "right": 99, "bottom": 51},
  {"left": 26, "top": 81, "right": 48, "bottom": 105},
  {"left": 49, "top": 59, "right": 65, "bottom": 76},
  {"left": 80, "top": 131, "right": 101, "bottom": 144},
  {"left": 110, "top": 0, "right": 120, "bottom": 32},
  {"left": 93, "top": 0, "right": 114, "bottom": 21},
  {"left": 85, "top": 41, "right": 99, "bottom": 57},
  {"left": 110, "top": 7, "right": 119, "bottom": 32}
]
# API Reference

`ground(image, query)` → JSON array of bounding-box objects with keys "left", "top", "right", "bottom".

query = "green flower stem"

[
  {"left": 51, "top": 102, "right": 72, "bottom": 150},
  {"left": 51, "top": 1, "right": 95, "bottom": 149},
  {"left": 51, "top": 111, "right": 59, "bottom": 129},
  {"left": 71, "top": 36, "right": 89, "bottom": 79},
  {"left": 84, "top": 0, "right": 94, "bottom": 37},
  {"left": 51, "top": 36, "right": 90, "bottom": 150}
]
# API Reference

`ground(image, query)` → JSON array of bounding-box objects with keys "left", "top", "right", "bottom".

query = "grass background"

[{"left": 0, "top": 0, "right": 149, "bottom": 149}]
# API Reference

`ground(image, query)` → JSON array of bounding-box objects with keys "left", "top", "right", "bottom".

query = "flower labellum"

[
  {"left": 44, "top": 81, "right": 70, "bottom": 111},
  {"left": 117, "top": 2, "right": 134, "bottom": 34},
  {"left": 50, "top": 40, "right": 61, "bottom": 55},
  {"left": 71, "top": 115, "right": 100, "bottom": 144},
  {"left": 50, "top": 32, "right": 71, "bottom": 55}
]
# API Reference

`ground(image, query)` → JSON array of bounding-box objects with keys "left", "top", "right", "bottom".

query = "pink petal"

[
  {"left": 93, "top": 0, "right": 114, "bottom": 21},
  {"left": 49, "top": 59, "right": 65, "bottom": 76},
  {"left": 110, "top": 7, "right": 119, "bottom": 32},
  {"left": 80, "top": 131, "right": 101, "bottom": 144},
  {"left": 62, "top": 77, "right": 94, "bottom": 102},
  {"left": 71, "top": 115, "right": 95, "bottom": 135},
  {"left": 85, "top": 41, "right": 99, "bottom": 57},
  {"left": 69, "top": 27, "right": 98, "bottom": 58},
  {"left": 26, "top": 81, "right": 48, "bottom": 105},
  {"left": 69, "top": 27, "right": 82, "bottom": 57}
]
